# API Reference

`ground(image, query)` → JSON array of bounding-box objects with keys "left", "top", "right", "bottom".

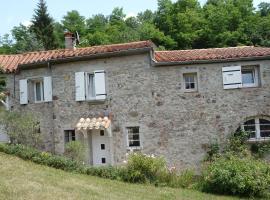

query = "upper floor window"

[
  {"left": 240, "top": 117, "right": 270, "bottom": 141},
  {"left": 126, "top": 126, "right": 141, "bottom": 148},
  {"left": 34, "top": 80, "right": 44, "bottom": 102},
  {"left": 222, "top": 65, "right": 259, "bottom": 89},
  {"left": 183, "top": 73, "right": 198, "bottom": 92},
  {"left": 75, "top": 70, "right": 106, "bottom": 102},
  {"left": 19, "top": 76, "right": 52, "bottom": 105}
]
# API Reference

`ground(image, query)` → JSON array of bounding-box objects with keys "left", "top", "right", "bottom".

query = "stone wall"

[{"left": 6, "top": 52, "right": 270, "bottom": 169}]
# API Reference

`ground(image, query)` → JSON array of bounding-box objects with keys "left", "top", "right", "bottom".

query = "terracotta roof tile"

[
  {"left": 0, "top": 40, "right": 153, "bottom": 72},
  {"left": 1, "top": 42, "right": 270, "bottom": 72},
  {"left": 154, "top": 46, "right": 270, "bottom": 63}
]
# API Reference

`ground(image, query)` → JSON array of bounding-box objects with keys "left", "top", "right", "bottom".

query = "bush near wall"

[
  {"left": 201, "top": 153, "right": 270, "bottom": 197},
  {"left": 0, "top": 144, "right": 195, "bottom": 189}
]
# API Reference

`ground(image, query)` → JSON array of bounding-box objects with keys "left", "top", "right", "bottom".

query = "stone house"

[{"left": 1, "top": 36, "right": 270, "bottom": 169}]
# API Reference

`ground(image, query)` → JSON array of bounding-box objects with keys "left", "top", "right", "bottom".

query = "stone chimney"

[{"left": 64, "top": 32, "right": 76, "bottom": 50}]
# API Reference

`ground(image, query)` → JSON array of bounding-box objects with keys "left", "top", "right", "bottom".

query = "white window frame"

[
  {"left": 241, "top": 117, "right": 270, "bottom": 142},
  {"left": 85, "top": 73, "right": 96, "bottom": 100},
  {"left": 241, "top": 66, "right": 259, "bottom": 88},
  {"left": 126, "top": 126, "right": 141, "bottom": 150},
  {"left": 183, "top": 73, "right": 198, "bottom": 92},
  {"left": 33, "top": 80, "right": 44, "bottom": 103}
]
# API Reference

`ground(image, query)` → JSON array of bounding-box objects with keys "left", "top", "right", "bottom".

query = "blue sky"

[{"left": 0, "top": 0, "right": 268, "bottom": 36}]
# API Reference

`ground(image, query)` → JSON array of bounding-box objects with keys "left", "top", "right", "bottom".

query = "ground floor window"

[
  {"left": 126, "top": 126, "right": 141, "bottom": 148},
  {"left": 241, "top": 117, "right": 270, "bottom": 141},
  {"left": 64, "top": 130, "right": 75, "bottom": 143}
]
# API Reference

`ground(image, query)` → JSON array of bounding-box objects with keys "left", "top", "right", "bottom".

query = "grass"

[{"left": 0, "top": 152, "right": 247, "bottom": 200}]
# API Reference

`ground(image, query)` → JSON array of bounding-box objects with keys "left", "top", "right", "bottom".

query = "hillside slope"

[{"left": 0, "top": 152, "right": 243, "bottom": 200}]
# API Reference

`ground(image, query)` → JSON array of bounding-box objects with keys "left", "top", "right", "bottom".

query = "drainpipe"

[{"left": 47, "top": 61, "right": 56, "bottom": 154}]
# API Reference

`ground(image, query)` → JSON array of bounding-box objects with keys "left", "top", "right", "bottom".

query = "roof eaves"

[{"left": 152, "top": 55, "right": 270, "bottom": 67}]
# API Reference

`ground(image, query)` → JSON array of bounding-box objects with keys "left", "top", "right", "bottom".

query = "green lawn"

[{"left": 0, "top": 152, "right": 246, "bottom": 200}]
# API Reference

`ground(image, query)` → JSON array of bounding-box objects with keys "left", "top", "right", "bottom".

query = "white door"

[{"left": 92, "top": 130, "right": 111, "bottom": 166}]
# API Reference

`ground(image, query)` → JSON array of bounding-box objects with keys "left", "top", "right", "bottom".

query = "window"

[
  {"left": 241, "top": 117, "right": 270, "bottom": 141},
  {"left": 241, "top": 66, "right": 258, "bottom": 87},
  {"left": 64, "top": 130, "right": 76, "bottom": 143},
  {"left": 222, "top": 65, "right": 259, "bottom": 89},
  {"left": 126, "top": 127, "right": 141, "bottom": 148},
  {"left": 183, "top": 73, "right": 197, "bottom": 91},
  {"left": 34, "top": 80, "right": 44, "bottom": 102},
  {"left": 86, "top": 73, "right": 95, "bottom": 100},
  {"left": 19, "top": 77, "right": 52, "bottom": 105},
  {"left": 75, "top": 71, "right": 106, "bottom": 101}
]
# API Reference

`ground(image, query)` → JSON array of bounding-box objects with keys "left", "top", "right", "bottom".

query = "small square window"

[
  {"left": 183, "top": 73, "right": 198, "bottom": 91},
  {"left": 127, "top": 127, "right": 141, "bottom": 148},
  {"left": 101, "top": 144, "right": 105, "bottom": 150},
  {"left": 101, "top": 157, "right": 106, "bottom": 163}
]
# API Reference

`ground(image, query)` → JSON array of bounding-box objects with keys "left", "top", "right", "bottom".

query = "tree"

[
  {"left": 61, "top": 10, "right": 86, "bottom": 36},
  {"left": 11, "top": 24, "right": 44, "bottom": 53},
  {"left": 0, "top": 34, "right": 15, "bottom": 54},
  {"left": 0, "top": 111, "right": 42, "bottom": 148},
  {"left": 258, "top": 2, "right": 270, "bottom": 17},
  {"left": 31, "top": 0, "right": 57, "bottom": 50}
]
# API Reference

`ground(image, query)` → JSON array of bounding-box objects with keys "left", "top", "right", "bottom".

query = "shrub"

[
  {"left": 201, "top": 154, "right": 270, "bottom": 197},
  {"left": 122, "top": 153, "right": 167, "bottom": 184},
  {"left": 169, "top": 169, "right": 195, "bottom": 188},
  {"left": 0, "top": 111, "right": 42, "bottom": 148},
  {"left": 64, "top": 141, "right": 85, "bottom": 162}
]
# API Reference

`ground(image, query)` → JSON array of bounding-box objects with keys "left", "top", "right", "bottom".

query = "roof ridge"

[
  {"left": 2, "top": 40, "right": 152, "bottom": 56},
  {"left": 155, "top": 46, "right": 258, "bottom": 53}
]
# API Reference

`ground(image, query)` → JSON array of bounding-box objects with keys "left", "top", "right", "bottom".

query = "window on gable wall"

[
  {"left": 183, "top": 73, "right": 198, "bottom": 91},
  {"left": 222, "top": 65, "right": 259, "bottom": 89},
  {"left": 240, "top": 117, "right": 270, "bottom": 141}
]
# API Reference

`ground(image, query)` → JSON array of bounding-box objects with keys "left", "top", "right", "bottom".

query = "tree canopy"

[{"left": 1, "top": 0, "right": 270, "bottom": 53}]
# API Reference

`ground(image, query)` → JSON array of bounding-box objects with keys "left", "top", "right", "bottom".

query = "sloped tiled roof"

[
  {"left": 154, "top": 46, "right": 270, "bottom": 63},
  {"left": 1, "top": 42, "right": 270, "bottom": 72},
  {"left": 0, "top": 40, "right": 153, "bottom": 72}
]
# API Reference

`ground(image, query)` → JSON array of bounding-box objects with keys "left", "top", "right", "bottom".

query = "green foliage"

[
  {"left": 122, "top": 153, "right": 167, "bottom": 183},
  {"left": 166, "top": 169, "right": 195, "bottom": 188},
  {"left": 226, "top": 129, "right": 249, "bottom": 154},
  {"left": 0, "top": 144, "right": 196, "bottom": 189},
  {"left": 2, "top": 0, "right": 270, "bottom": 53},
  {"left": 61, "top": 10, "right": 86, "bottom": 36},
  {"left": 201, "top": 154, "right": 270, "bottom": 197},
  {"left": 0, "top": 111, "right": 42, "bottom": 148},
  {"left": 64, "top": 141, "right": 85, "bottom": 162},
  {"left": 205, "top": 139, "right": 220, "bottom": 161},
  {"left": 31, "top": 0, "right": 57, "bottom": 50},
  {"left": 11, "top": 24, "right": 44, "bottom": 53},
  {"left": 250, "top": 142, "right": 270, "bottom": 158}
]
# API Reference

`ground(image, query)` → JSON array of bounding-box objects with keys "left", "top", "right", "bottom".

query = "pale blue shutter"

[
  {"left": 75, "top": 72, "right": 86, "bottom": 101},
  {"left": 94, "top": 70, "right": 106, "bottom": 100},
  {"left": 43, "top": 76, "right": 52, "bottom": 102},
  {"left": 19, "top": 79, "right": 28, "bottom": 104},
  {"left": 222, "top": 66, "right": 242, "bottom": 89}
]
